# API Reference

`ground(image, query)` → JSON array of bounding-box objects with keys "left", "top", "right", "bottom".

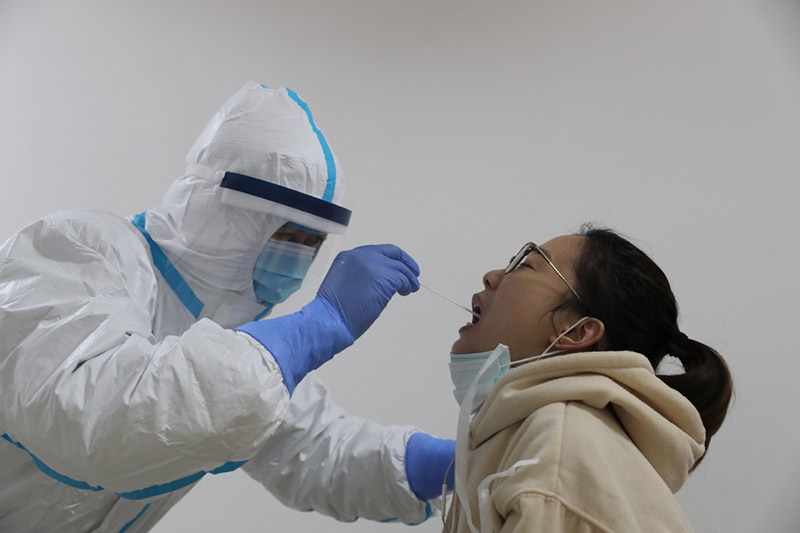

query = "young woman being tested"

[{"left": 443, "top": 225, "right": 732, "bottom": 533}]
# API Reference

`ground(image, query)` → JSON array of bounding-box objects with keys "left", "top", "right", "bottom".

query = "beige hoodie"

[{"left": 443, "top": 350, "right": 706, "bottom": 533}]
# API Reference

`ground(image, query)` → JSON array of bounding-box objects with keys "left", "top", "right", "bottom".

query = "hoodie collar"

[{"left": 470, "top": 350, "right": 706, "bottom": 492}]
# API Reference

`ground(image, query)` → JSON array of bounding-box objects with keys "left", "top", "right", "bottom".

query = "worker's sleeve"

[
  {"left": 242, "top": 373, "right": 436, "bottom": 525},
  {"left": 0, "top": 213, "right": 290, "bottom": 498}
]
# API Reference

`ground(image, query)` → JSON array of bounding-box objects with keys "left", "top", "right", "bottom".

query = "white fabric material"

[
  {"left": 0, "top": 210, "right": 290, "bottom": 531},
  {"left": 0, "top": 82, "right": 428, "bottom": 531},
  {"left": 185, "top": 83, "right": 345, "bottom": 210},
  {"left": 146, "top": 82, "right": 345, "bottom": 329},
  {"left": 243, "top": 373, "right": 427, "bottom": 523}
]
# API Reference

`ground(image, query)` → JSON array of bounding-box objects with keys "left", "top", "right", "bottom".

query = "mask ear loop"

[
  {"left": 441, "top": 457, "right": 456, "bottom": 530},
  {"left": 454, "top": 344, "right": 509, "bottom": 533},
  {"left": 509, "top": 316, "right": 592, "bottom": 368},
  {"left": 449, "top": 317, "right": 590, "bottom": 532},
  {"left": 476, "top": 458, "right": 540, "bottom": 532}
]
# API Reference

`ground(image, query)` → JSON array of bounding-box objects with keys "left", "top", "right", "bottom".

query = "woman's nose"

[{"left": 483, "top": 269, "right": 504, "bottom": 289}]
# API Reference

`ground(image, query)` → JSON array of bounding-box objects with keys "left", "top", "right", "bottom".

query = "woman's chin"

[
  {"left": 451, "top": 327, "right": 493, "bottom": 355},
  {"left": 450, "top": 336, "right": 474, "bottom": 355}
]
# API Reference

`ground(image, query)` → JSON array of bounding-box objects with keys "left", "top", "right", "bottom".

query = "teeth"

[{"left": 470, "top": 295, "right": 482, "bottom": 322}]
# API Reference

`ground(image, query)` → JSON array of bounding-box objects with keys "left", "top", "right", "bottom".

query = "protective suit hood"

[{"left": 142, "top": 82, "right": 349, "bottom": 327}]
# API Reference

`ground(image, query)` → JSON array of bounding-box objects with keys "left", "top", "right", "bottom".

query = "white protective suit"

[{"left": 0, "top": 82, "right": 432, "bottom": 532}]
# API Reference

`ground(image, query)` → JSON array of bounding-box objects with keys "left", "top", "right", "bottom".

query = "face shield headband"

[{"left": 219, "top": 172, "right": 351, "bottom": 235}]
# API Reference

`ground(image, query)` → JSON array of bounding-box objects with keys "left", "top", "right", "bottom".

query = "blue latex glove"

[
  {"left": 317, "top": 244, "right": 420, "bottom": 340},
  {"left": 237, "top": 244, "right": 420, "bottom": 394},
  {"left": 405, "top": 433, "right": 456, "bottom": 501}
]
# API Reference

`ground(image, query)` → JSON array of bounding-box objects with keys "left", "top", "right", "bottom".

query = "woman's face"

[{"left": 451, "top": 234, "right": 585, "bottom": 360}]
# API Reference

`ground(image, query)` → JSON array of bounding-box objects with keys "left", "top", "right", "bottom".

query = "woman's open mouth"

[
  {"left": 471, "top": 300, "right": 481, "bottom": 324},
  {"left": 459, "top": 295, "right": 482, "bottom": 332}
]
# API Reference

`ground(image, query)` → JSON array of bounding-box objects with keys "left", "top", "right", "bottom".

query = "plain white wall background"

[{"left": 1, "top": 1, "right": 798, "bottom": 531}]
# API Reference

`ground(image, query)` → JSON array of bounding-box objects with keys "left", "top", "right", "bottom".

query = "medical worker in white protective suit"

[{"left": 0, "top": 82, "right": 455, "bottom": 532}]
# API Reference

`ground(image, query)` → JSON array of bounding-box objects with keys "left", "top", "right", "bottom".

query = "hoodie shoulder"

[{"left": 491, "top": 401, "right": 695, "bottom": 532}]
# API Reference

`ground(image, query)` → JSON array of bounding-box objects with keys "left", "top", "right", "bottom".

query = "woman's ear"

[{"left": 552, "top": 317, "right": 605, "bottom": 352}]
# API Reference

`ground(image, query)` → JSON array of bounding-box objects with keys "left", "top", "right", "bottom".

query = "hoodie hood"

[
  {"left": 141, "top": 82, "right": 348, "bottom": 328},
  {"left": 470, "top": 350, "right": 706, "bottom": 492}
]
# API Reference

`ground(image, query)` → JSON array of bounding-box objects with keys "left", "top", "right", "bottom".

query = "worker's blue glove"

[
  {"left": 317, "top": 244, "right": 420, "bottom": 340},
  {"left": 405, "top": 433, "right": 456, "bottom": 501},
  {"left": 237, "top": 244, "right": 420, "bottom": 394}
]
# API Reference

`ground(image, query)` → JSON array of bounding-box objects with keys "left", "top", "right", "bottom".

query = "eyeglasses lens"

[{"left": 506, "top": 245, "right": 533, "bottom": 274}]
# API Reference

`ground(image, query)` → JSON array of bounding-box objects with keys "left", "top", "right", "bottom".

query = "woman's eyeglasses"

[{"left": 506, "top": 242, "right": 583, "bottom": 302}]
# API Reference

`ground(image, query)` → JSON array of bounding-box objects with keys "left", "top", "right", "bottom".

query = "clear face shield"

[
  {"left": 169, "top": 83, "right": 350, "bottom": 326},
  {"left": 252, "top": 222, "right": 335, "bottom": 315},
  {"left": 219, "top": 171, "right": 352, "bottom": 319}
]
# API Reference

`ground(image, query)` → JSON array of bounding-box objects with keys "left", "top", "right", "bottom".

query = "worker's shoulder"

[
  {"left": 37, "top": 208, "right": 137, "bottom": 245},
  {"left": 43, "top": 207, "right": 128, "bottom": 228},
  {"left": 14, "top": 209, "right": 146, "bottom": 269}
]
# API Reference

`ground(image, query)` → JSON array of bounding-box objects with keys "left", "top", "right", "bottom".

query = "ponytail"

[
  {"left": 555, "top": 224, "right": 733, "bottom": 472},
  {"left": 660, "top": 337, "right": 733, "bottom": 471}
]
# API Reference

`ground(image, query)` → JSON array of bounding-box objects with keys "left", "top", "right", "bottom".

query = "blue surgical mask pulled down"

[
  {"left": 449, "top": 351, "right": 510, "bottom": 408},
  {"left": 448, "top": 316, "right": 592, "bottom": 411},
  {"left": 450, "top": 316, "right": 592, "bottom": 533},
  {"left": 253, "top": 238, "right": 316, "bottom": 308}
]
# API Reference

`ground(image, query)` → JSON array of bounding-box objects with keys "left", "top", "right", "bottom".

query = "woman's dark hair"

[{"left": 552, "top": 224, "right": 732, "bottom": 471}]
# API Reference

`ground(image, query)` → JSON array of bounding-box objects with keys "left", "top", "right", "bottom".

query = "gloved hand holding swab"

[{"left": 420, "top": 281, "right": 481, "bottom": 319}]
